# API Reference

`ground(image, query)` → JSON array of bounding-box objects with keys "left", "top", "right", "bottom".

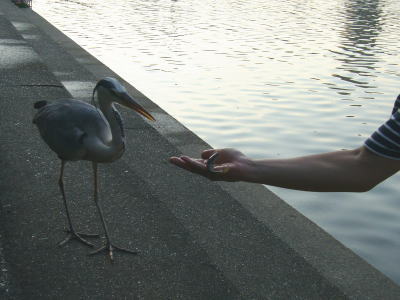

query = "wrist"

[{"left": 237, "top": 157, "right": 258, "bottom": 182}]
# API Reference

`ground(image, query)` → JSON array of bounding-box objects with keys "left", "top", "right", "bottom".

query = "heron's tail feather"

[{"left": 34, "top": 100, "right": 48, "bottom": 109}]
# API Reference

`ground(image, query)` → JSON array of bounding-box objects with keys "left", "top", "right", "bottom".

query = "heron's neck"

[{"left": 97, "top": 94, "right": 125, "bottom": 150}]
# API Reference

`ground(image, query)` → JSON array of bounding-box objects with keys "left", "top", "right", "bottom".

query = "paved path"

[{"left": 0, "top": 0, "right": 399, "bottom": 298}]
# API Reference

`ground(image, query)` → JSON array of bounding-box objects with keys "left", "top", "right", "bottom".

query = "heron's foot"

[
  {"left": 58, "top": 229, "right": 100, "bottom": 248},
  {"left": 89, "top": 242, "right": 138, "bottom": 261}
]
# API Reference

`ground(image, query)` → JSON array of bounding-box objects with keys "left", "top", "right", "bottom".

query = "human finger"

[
  {"left": 201, "top": 149, "right": 218, "bottom": 159},
  {"left": 169, "top": 156, "right": 193, "bottom": 172},
  {"left": 180, "top": 156, "right": 208, "bottom": 173},
  {"left": 206, "top": 152, "right": 223, "bottom": 173},
  {"left": 169, "top": 156, "right": 203, "bottom": 171}
]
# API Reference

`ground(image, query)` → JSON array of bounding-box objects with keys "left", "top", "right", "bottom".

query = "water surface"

[{"left": 33, "top": 0, "right": 400, "bottom": 283}]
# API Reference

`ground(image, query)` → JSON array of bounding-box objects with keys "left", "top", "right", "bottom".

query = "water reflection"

[
  {"left": 344, "top": 0, "right": 382, "bottom": 49},
  {"left": 60, "top": 0, "right": 96, "bottom": 8},
  {"left": 329, "top": 0, "right": 384, "bottom": 93}
]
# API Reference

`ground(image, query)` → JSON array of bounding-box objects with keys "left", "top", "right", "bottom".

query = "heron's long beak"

[{"left": 122, "top": 94, "right": 155, "bottom": 121}]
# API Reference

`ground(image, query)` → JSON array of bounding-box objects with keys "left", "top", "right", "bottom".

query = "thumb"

[{"left": 201, "top": 149, "right": 218, "bottom": 159}]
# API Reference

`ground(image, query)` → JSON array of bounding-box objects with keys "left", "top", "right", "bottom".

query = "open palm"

[{"left": 170, "top": 148, "right": 251, "bottom": 181}]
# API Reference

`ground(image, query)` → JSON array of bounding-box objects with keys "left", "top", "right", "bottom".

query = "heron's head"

[{"left": 93, "top": 77, "right": 155, "bottom": 121}]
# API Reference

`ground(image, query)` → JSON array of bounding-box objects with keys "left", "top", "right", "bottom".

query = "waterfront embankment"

[{"left": 0, "top": 0, "right": 399, "bottom": 298}]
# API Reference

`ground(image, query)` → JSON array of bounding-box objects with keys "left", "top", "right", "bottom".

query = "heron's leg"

[
  {"left": 89, "top": 162, "right": 138, "bottom": 261},
  {"left": 58, "top": 160, "right": 99, "bottom": 248}
]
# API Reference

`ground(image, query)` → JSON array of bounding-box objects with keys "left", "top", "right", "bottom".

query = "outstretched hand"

[{"left": 169, "top": 148, "right": 251, "bottom": 182}]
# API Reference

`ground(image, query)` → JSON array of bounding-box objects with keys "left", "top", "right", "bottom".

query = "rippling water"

[{"left": 33, "top": 0, "right": 400, "bottom": 283}]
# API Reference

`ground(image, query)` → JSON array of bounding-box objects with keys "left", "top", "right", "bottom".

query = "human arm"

[{"left": 169, "top": 146, "right": 400, "bottom": 192}]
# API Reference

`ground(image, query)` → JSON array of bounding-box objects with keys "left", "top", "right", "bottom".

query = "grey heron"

[{"left": 33, "top": 77, "right": 155, "bottom": 260}]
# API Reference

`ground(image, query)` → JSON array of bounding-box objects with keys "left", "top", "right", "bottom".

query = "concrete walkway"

[{"left": 0, "top": 0, "right": 399, "bottom": 298}]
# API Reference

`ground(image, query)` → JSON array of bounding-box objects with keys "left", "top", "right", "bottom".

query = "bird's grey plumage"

[
  {"left": 112, "top": 107, "right": 125, "bottom": 138},
  {"left": 33, "top": 77, "right": 155, "bottom": 260},
  {"left": 33, "top": 98, "right": 116, "bottom": 161}
]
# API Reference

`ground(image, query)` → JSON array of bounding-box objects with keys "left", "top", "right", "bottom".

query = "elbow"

[
  {"left": 353, "top": 185, "right": 373, "bottom": 193},
  {"left": 347, "top": 147, "right": 392, "bottom": 192}
]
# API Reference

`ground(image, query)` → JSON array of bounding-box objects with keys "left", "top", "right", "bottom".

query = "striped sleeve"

[{"left": 364, "top": 95, "right": 400, "bottom": 160}]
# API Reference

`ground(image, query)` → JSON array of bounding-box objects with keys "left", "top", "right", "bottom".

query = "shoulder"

[{"left": 364, "top": 95, "right": 400, "bottom": 161}]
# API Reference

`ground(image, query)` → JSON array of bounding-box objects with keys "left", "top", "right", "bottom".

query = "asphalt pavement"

[{"left": 0, "top": 0, "right": 399, "bottom": 298}]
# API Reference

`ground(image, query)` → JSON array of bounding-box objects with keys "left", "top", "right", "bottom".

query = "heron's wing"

[{"left": 33, "top": 99, "right": 112, "bottom": 161}]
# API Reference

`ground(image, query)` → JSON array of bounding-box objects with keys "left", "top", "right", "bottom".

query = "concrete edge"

[{"left": 4, "top": 3, "right": 399, "bottom": 297}]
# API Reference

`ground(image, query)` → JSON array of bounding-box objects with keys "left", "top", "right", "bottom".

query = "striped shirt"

[{"left": 364, "top": 94, "right": 400, "bottom": 160}]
